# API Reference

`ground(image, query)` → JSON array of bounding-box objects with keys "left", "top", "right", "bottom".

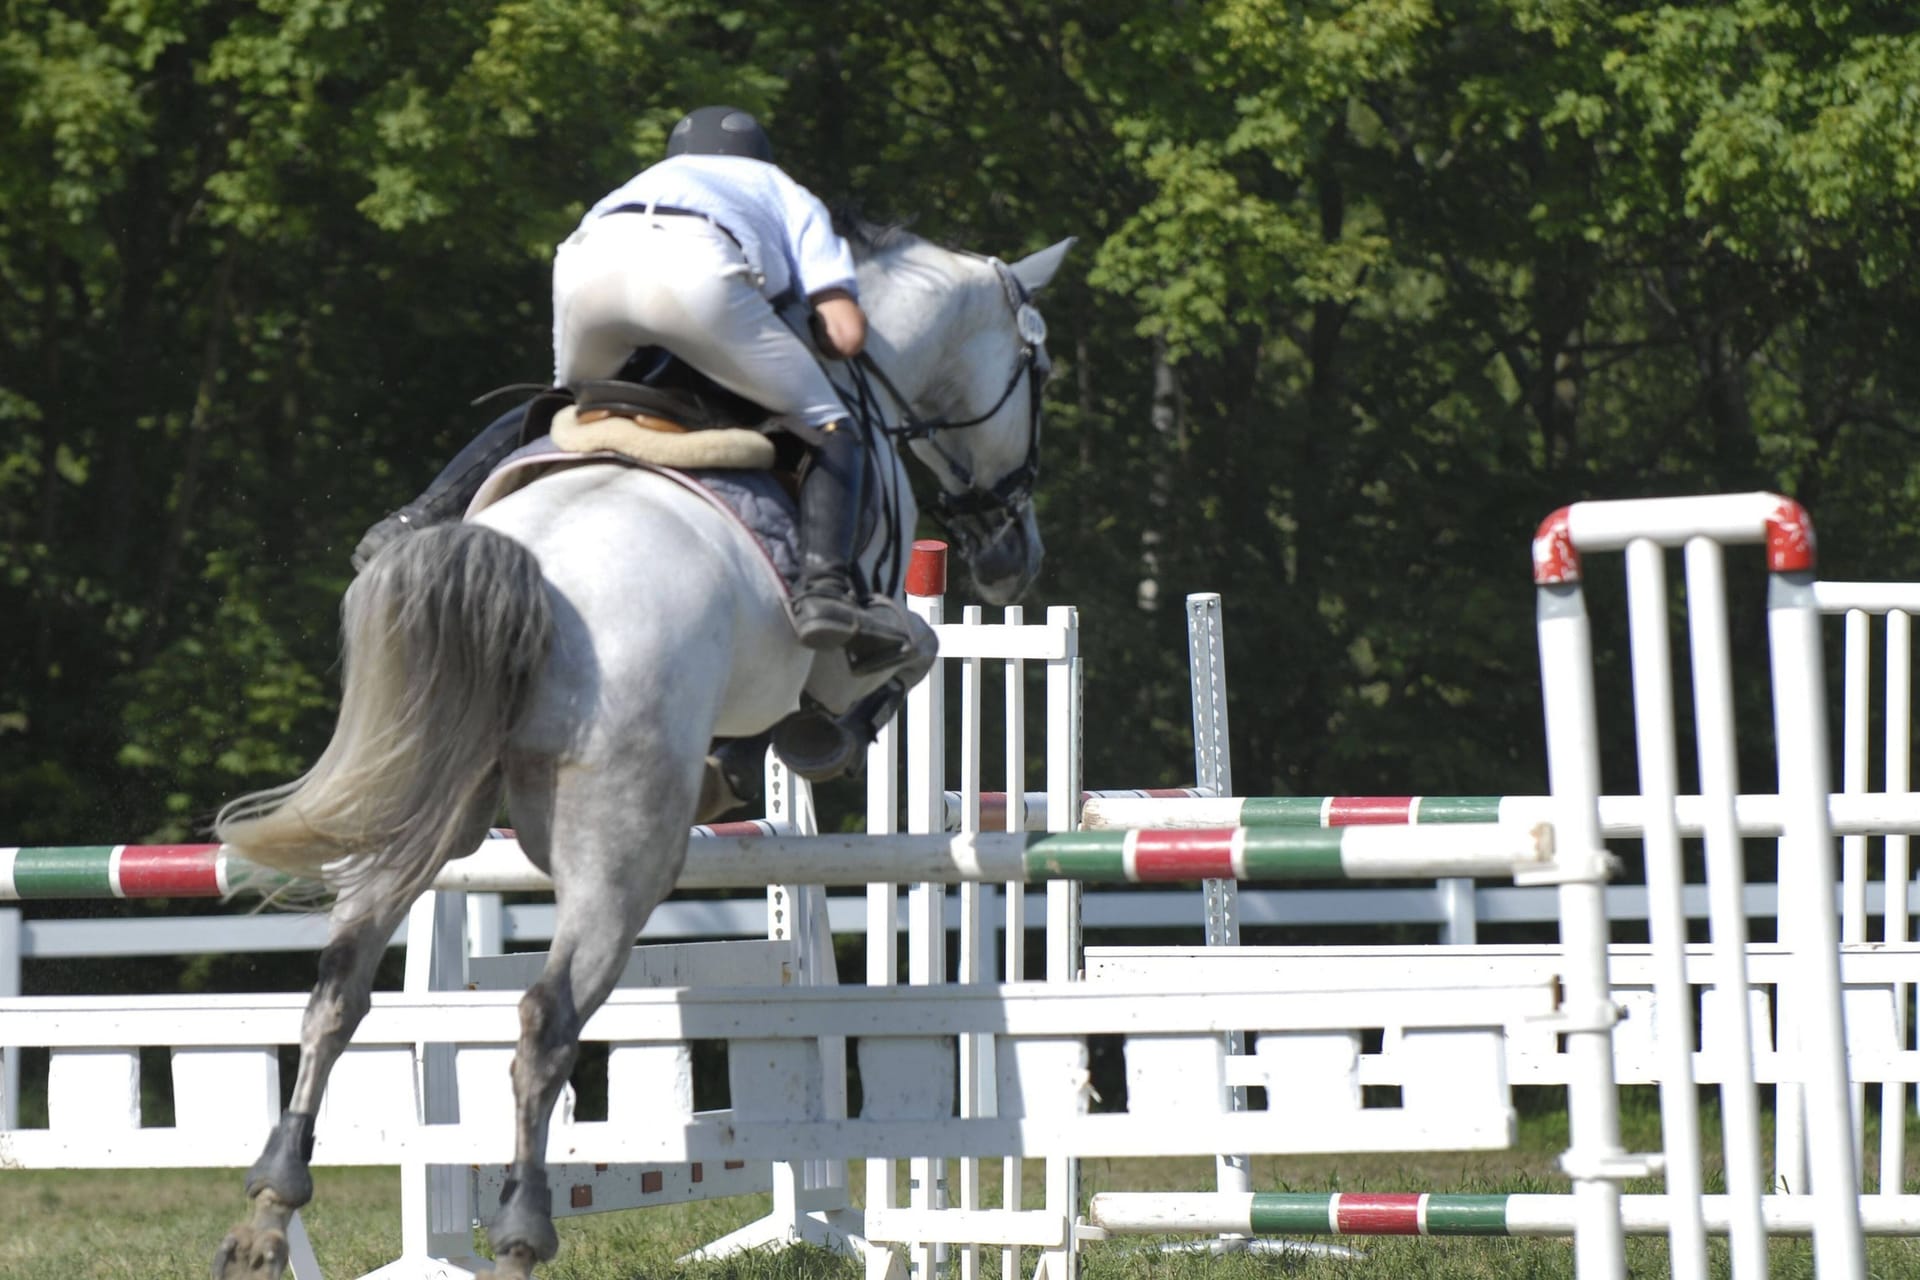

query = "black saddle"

[
  {"left": 516, "top": 347, "right": 794, "bottom": 464},
  {"left": 584, "top": 347, "right": 774, "bottom": 430}
]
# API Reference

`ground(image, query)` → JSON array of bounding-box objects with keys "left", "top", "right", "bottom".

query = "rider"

[{"left": 356, "top": 106, "right": 904, "bottom": 657}]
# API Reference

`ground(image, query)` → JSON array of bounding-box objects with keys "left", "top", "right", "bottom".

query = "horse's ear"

[{"left": 1007, "top": 237, "right": 1076, "bottom": 295}]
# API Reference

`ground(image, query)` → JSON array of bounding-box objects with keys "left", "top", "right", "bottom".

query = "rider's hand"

[{"left": 809, "top": 289, "right": 866, "bottom": 359}]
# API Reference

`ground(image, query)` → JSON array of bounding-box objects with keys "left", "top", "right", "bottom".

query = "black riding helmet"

[{"left": 665, "top": 106, "right": 774, "bottom": 163}]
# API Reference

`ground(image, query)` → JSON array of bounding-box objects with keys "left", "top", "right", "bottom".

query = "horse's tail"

[{"left": 217, "top": 523, "right": 552, "bottom": 903}]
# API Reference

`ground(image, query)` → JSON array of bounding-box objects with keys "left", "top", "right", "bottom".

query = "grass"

[{"left": 7, "top": 1100, "right": 1920, "bottom": 1279}]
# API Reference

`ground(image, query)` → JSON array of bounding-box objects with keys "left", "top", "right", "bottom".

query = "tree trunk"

[
  {"left": 1138, "top": 335, "right": 1182, "bottom": 611},
  {"left": 144, "top": 253, "right": 236, "bottom": 650}
]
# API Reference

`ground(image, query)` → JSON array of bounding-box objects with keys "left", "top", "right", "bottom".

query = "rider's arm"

[
  {"left": 810, "top": 288, "right": 866, "bottom": 358},
  {"left": 775, "top": 171, "right": 863, "bottom": 358}
]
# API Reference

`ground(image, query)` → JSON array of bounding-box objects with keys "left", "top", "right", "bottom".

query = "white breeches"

[{"left": 551, "top": 211, "right": 849, "bottom": 429}]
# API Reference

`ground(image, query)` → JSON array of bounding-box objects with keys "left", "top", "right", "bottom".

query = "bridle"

[{"left": 837, "top": 254, "right": 1049, "bottom": 535}]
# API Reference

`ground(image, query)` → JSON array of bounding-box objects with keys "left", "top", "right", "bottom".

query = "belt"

[{"left": 605, "top": 202, "right": 743, "bottom": 250}]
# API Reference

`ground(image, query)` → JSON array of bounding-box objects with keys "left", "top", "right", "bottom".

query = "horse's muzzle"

[{"left": 964, "top": 504, "right": 1043, "bottom": 605}]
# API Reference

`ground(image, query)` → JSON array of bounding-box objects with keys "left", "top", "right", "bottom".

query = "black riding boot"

[
  {"left": 791, "top": 423, "right": 899, "bottom": 651},
  {"left": 351, "top": 402, "right": 532, "bottom": 570}
]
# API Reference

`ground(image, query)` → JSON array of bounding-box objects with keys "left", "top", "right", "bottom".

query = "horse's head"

[{"left": 848, "top": 224, "right": 1074, "bottom": 605}]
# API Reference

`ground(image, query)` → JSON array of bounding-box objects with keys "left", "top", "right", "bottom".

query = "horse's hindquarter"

[{"left": 471, "top": 464, "right": 812, "bottom": 748}]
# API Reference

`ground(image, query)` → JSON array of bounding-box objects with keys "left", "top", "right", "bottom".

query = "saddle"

[
  {"left": 549, "top": 378, "right": 778, "bottom": 469},
  {"left": 479, "top": 352, "right": 931, "bottom": 798}
]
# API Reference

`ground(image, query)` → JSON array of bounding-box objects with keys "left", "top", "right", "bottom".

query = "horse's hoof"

[
  {"left": 479, "top": 1244, "right": 541, "bottom": 1279},
  {"left": 211, "top": 1224, "right": 290, "bottom": 1280},
  {"left": 772, "top": 708, "right": 863, "bottom": 783}
]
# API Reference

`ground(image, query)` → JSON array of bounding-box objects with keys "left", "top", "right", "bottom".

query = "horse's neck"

[
  {"left": 850, "top": 242, "right": 1003, "bottom": 598},
  {"left": 859, "top": 245, "right": 988, "bottom": 408}
]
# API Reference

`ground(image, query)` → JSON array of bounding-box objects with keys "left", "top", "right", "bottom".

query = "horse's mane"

[
  {"left": 833, "top": 209, "right": 985, "bottom": 310},
  {"left": 832, "top": 208, "right": 926, "bottom": 258}
]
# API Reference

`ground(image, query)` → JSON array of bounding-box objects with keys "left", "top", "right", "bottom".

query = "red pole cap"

[
  {"left": 1764, "top": 496, "right": 1817, "bottom": 573},
  {"left": 906, "top": 540, "right": 949, "bottom": 598},
  {"left": 1531, "top": 506, "right": 1581, "bottom": 585}
]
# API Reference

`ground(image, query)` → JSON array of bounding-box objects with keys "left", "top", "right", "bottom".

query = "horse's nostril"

[
  {"left": 969, "top": 525, "right": 1040, "bottom": 605},
  {"left": 973, "top": 540, "right": 1021, "bottom": 584}
]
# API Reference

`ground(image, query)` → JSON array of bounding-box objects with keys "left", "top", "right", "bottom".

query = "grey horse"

[{"left": 210, "top": 225, "right": 1072, "bottom": 1279}]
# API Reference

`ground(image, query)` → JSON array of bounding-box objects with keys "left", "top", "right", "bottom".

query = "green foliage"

[
  {"left": 5, "top": 0, "right": 1920, "bottom": 856},
  {"left": 117, "top": 550, "right": 335, "bottom": 834}
]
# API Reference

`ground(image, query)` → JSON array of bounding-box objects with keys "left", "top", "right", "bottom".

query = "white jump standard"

[{"left": 1533, "top": 492, "right": 1864, "bottom": 1280}]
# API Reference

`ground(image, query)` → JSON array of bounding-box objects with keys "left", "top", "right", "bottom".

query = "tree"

[{"left": 5, "top": 0, "right": 1920, "bottom": 859}]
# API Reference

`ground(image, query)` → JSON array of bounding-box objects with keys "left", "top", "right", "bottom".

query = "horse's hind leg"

[
  {"left": 210, "top": 882, "right": 412, "bottom": 1278},
  {"left": 213, "top": 805, "right": 492, "bottom": 1278},
  {"left": 485, "top": 759, "right": 697, "bottom": 1278}
]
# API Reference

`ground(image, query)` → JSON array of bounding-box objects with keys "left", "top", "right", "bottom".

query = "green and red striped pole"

[
  {"left": 1017, "top": 824, "right": 1548, "bottom": 885},
  {"left": 1, "top": 797, "right": 1278, "bottom": 900},
  {"left": 0, "top": 843, "right": 231, "bottom": 900},
  {"left": 1088, "top": 1191, "right": 1920, "bottom": 1237},
  {"left": 2, "top": 823, "right": 1554, "bottom": 900},
  {"left": 1079, "top": 791, "right": 1920, "bottom": 837},
  {"left": 0, "top": 820, "right": 787, "bottom": 901},
  {"left": 1079, "top": 794, "right": 1521, "bottom": 831},
  {"left": 943, "top": 788, "right": 1212, "bottom": 832}
]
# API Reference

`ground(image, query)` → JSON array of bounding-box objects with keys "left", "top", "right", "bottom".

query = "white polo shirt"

[{"left": 583, "top": 155, "right": 858, "bottom": 306}]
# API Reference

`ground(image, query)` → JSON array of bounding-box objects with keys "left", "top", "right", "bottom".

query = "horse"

[{"left": 208, "top": 221, "right": 1073, "bottom": 1280}]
